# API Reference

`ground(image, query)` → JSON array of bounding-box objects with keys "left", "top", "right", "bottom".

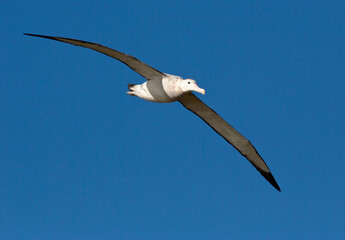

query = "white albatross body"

[
  {"left": 127, "top": 74, "right": 205, "bottom": 103},
  {"left": 25, "top": 33, "right": 281, "bottom": 191}
]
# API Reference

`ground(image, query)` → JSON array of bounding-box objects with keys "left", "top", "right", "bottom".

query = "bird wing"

[
  {"left": 24, "top": 33, "right": 165, "bottom": 81},
  {"left": 179, "top": 93, "right": 281, "bottom": 191}
]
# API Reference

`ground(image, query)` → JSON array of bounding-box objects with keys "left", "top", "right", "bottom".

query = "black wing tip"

[
  {"left": 261, "top": 171, "right": 281, "bottom": 192},
  {"left": 24, "top": 33, "right": 44, "bottom": 37},
  {"left": 24, "top": 33, "right": 93, "bottom": 47},
  {"left": 24, "top": 33, "right": 56, "bottom": 40}
]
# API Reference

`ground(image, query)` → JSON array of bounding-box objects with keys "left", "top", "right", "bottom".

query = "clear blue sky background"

[{"left": 1, "top": 0, "right": 345, "bottom": 239}]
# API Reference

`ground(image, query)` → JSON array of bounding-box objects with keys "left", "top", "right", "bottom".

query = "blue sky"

[{"left": 1, "top": 0, "right": 345, "bottom": 239}]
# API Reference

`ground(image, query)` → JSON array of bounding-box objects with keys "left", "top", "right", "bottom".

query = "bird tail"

[
  {"left": 126, "top": 83, "right": 137, "bottom": 96},
  {"left": 127, "top": 83, "right": 136, "bottom": 90}
]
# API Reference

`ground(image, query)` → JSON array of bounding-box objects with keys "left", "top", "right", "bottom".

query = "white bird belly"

[{"left": 136, "top": 78, "right": 183, "bottom": 103}]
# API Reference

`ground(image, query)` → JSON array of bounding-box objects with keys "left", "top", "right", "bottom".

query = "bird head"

[{"left": 181, "top": 79, "right": 205, "bottom": 95}]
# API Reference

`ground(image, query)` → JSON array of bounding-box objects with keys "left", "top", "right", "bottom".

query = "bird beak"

[{"left": 194, "top": 84, "right": 206, "bottom": 95}]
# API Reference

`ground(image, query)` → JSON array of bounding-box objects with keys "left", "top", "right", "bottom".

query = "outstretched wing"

[
  {"left": 179, "top": 93, "right": 281, "bottom": 191},
  {"left": 24, "top": 33, "right": 165, "bottom": 81}
]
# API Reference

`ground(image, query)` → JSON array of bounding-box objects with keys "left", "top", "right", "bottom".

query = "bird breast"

[{"left": 138, "top": 75, "right": 183, "bottom": 103}]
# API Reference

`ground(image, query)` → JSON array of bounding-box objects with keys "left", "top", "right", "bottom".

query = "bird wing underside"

[
  {"left": 179, "top": 93, "right": 281, "bottom": 191},
  {"left": 24, "top": 33, "right": 165, "bottom": 81}
]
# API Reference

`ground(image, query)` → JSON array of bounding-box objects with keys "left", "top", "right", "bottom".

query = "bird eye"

[{"left": 188, "top": 81, "right": 191, "bottom": 84}]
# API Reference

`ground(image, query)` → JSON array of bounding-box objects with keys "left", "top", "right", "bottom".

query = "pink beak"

[{"left": 194, "top": 84, "right": 205, "bottom": 95}]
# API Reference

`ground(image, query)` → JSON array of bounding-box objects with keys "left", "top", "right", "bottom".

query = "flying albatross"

[{"left": 24, "top": 33, "right": 281, "bottom": 191}]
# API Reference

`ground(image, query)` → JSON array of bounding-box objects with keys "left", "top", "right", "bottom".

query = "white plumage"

[{"left": 25, "top": 33, "right": 280, "bottom": 191}]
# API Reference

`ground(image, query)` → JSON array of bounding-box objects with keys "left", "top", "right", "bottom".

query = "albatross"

[{"left": 24, "top": 33, "right": 281, "bottom": 191}]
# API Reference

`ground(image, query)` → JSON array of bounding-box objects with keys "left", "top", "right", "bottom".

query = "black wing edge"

[
  {"left": 24, "top": 33, "right": 91, "bottom": 45},
  {"left": 23, "top": 33, "right": 166, "bottom": 80},
  {"left": 255, "top": 165, "right": 281, "bottom": 192},
  {"left": 179, "top": 95, "right": 281, "bottom": 192}
]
